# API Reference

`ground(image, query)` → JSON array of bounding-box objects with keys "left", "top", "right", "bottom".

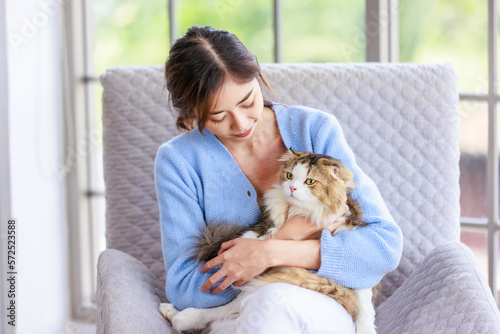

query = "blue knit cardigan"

[{"left": 154, "top": 103, "right": 403, "bottom": 311}]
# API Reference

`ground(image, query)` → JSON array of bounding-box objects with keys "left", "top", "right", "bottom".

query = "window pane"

[
  {"left": 282, "top": 0, "right": 365, "bottom": 62},
  {"left": 459, "top": 101, "right": 488, "bottom": 218},
  {"left": 399, "top": 0, "right": 488, "bottom": 94},
  {"left": 177, "top": 0, "right": 274, "bottom": 63},
  {"left": 90, "top": 195, "right": 107, "bottom": 303},
  {"left": 94, "top": 0, "right": 169, "bottom": 75},
  {"left": 497, "top": 3, "right": 500, "bottom": 88},
  {"left": 90, "top": 82, "right": 105, "bottom": 191},
  {"left": 461, "top": 228, "right": 488, "bottom": 278},
  {"left": 461, "top": 229, "right": 500, "bottom": 307}
]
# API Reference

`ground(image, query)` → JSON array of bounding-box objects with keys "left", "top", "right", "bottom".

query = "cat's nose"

[{"left": 289, "top": 185, "right": 297, "bottom": 193}]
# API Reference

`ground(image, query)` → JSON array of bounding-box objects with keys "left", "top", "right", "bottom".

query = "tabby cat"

[{"left": 159, "top": 149, "right": 379, "bottom": 334}]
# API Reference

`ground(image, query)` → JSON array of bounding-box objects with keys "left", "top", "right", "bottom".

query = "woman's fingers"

[
  {"left": 233, "top": 279, "right": 246, "bottom": 287},
  {"left": 321, "top": 204, "right": 350, "bottom": 234},
  {"left": 218, "top": 239, "right": 235, "bottom": 256},
  {"left": 209, "top": 276, "right": 234, "bottom": 294},
  {"left": 200, "top": 240, "right": 241, "bottom": 293},
  {"left": 326, "top": 219, "right": 346, "bottom": 233},
  {"left": 200, "top": 254, "right": 223, "bottom": 273},
  {"left": 200, "top": 268, "right": 226, "bottom": 293},
  {"left": 200, "top": 238, "right": 269, "bottom": 294},
  {"left": 340, "top": 203, "right": 349, "bottom": 216}
]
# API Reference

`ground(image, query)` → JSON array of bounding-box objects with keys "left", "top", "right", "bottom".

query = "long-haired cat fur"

[{"left": 159, "top": 149, "right": 380, "bottom": 334}]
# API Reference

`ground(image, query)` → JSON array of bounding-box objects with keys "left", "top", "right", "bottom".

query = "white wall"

[
  {"left": 5, "top": 0, "right": 68, "bottom": 333},
  {"left": 0, "top": 0, "right": 13, "bottom": 332}
]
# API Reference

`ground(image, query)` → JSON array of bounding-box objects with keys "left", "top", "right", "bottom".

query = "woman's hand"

[
  {"left": 200, "top": 238, "right": 270, "bottom": 294},
  {"left": 199, "top": 204, "right": 350, "bottom": 293},
  {"left": 274, "top": 203, "right": 350, "bottom": 240}
]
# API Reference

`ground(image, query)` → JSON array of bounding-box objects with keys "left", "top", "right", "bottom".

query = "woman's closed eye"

[
  {"left": 210, "top": 115, "right": 226, "bottom": 124},
  {"left": 241, "top": 98, "right": 255, "bottom": 109},
  {"left": 209, "top": 98, "right": 255, "bottom": 125}
]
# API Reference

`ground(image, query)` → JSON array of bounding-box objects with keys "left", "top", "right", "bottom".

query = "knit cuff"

[{"left": 316, "top": 229, "right": 346, "bottom": 283}]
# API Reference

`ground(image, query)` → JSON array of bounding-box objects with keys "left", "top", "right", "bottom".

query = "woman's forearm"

[{"left": 264, "top": 239, "right": 322, "bottom": 270}]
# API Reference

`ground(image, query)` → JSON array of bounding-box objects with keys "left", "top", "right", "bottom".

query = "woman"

[{"left": 155, "top": 25, "right": 403, "bottom": 333}]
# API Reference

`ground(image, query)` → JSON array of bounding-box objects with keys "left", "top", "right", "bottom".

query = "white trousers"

[{"left": 207, "top": 283, "right": 355, "bottom": 334}]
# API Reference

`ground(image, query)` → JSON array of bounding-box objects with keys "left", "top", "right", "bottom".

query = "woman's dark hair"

[{"left": 165, "top": 25, "right": 270, "bottom": 132}]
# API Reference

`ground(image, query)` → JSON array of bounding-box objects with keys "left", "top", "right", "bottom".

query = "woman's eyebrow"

[
  {"left": 237, "top": 88, "right": 254, "bottom": 105},
  {"left": 212, "top": 88, "right": 254, "bottom": 114}
]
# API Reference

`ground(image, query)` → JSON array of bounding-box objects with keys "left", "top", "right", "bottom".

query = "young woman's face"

[{"left": 204, "top": 77, "right": 264, "bottom": 143}]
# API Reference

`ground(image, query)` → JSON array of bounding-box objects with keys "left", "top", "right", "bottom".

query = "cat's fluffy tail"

[{"left": 194, "top": 222, "right": 247, "bottom": 262}]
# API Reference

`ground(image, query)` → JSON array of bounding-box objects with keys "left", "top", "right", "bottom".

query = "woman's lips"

[{"left": 236, "top": 125, "right": 253, "bottom": 138}]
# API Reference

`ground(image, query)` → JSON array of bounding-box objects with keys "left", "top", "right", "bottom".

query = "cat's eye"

[
  {"left": 305, "top": 178, "right": 316, "bottom": 185},
  {"left": 285, "top": 172, "right": 293, "bottom": 180}
]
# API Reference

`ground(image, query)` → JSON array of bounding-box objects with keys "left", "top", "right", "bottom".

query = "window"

[
  {"left": 400, "top": 0, "right": 500, "bottom": 301},
  {"left": 66, "top": 0, "right": 500, "bottom": 322}
]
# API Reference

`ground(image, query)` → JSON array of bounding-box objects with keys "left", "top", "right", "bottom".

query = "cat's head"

[{"left": 277, "top": 149, "right": 355, "bottom": 218}]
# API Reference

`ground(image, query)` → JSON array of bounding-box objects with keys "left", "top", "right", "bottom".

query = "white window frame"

[
  {"left": 367, "top": 0, "right": 499, "bottom": 303},
  {"left": 64, "top": 0, "right": 99, "bottom": 322},
  {"left": 66, "top": 0, "right": 499, "bottom": 321},
  {"left": 459, "top": 0, "right": 499, "bottom": 301}
]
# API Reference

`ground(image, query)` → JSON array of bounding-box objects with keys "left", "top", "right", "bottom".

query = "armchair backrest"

[{"left": 100, "top": 63, "right": 459, "bottom": 301}]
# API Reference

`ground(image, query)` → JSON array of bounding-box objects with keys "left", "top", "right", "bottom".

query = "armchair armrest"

[
  {"left": 96, "top": 249, "right": 175, "bottom": 333},
  {"left": 376, "top": 242, "right": 500, "bottom": 334}
]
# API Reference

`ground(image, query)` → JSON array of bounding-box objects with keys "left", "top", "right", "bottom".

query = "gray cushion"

[{"left": 376, "top": 242, "right": 500, "bottom": 333}]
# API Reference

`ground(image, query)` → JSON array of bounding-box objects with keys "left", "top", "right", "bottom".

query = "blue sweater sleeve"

[
  {"left": 154, "top": 143, "right": 239, "bottom": 310},
  {"left": 312, "top": 113, "right": 403, "bottom": 289}
]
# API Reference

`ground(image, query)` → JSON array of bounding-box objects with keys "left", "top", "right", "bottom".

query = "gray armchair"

[{"left": 96, "top": 63, "right": 500, "bottom": 333}]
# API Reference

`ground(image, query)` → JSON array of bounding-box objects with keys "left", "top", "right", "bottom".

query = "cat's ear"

[
  {"left": 280, "top": 149, "right": 296, "bottom": 163},
  {"left": 330, "top": 161, "right": 350, "bottom": 182},
  {"left": 331, "top": 162, "right": 356, "bottom": 190},
  {"left": 331, "top": 165, "right": 342, "bottom": 179},
  {"left": 289, "top": 148, "right": 309, "bottom": 157}
]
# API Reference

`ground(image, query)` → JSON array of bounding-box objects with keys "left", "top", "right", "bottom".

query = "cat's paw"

[
  {"left": 171, "top": 308, "right": 208, "bottom": 332},
  {"left": 158, "top": 303, "right": 178, "bottom": 321}
]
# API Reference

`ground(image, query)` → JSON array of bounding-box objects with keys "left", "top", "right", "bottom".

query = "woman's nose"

[{"left": 232, "top": 113, "right": 247, "bottom": 132}]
